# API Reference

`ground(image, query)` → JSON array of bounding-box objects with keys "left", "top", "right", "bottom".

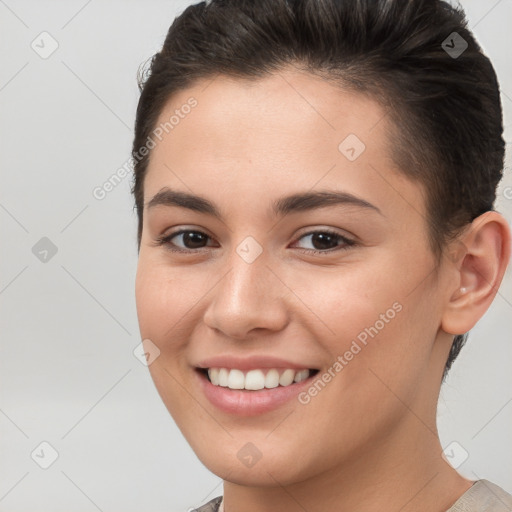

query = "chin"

[
  {"left": 186, "top": 434, "right": 324, "bottom": 487},
  {"left": 201, "top": 455, "right": 308, "bottom": 487}
]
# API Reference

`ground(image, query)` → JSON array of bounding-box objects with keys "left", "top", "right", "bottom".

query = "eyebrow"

[{"left": 145, "top": 187, "right": 382, "bottom": 220}]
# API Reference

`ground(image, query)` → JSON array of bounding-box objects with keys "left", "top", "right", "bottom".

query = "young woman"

[{"left": 131, "top": 0, "right": 512, "bottom": 510}]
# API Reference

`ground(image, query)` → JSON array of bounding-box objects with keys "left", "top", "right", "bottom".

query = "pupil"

[
  {"left": 313, "top": 233, "right": 336, "bottom": 250},
  {"left": 185, "top": 232, "right": 206, "bottom": 248}
]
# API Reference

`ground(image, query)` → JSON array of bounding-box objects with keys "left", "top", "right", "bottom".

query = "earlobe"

[{"left": 441, "top": 211, "right": 511, "bottom": 335}]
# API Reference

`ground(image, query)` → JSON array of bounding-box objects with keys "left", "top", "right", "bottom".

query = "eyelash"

[{"left": 154, "top": 228, "right": 357, "bottom": 256}]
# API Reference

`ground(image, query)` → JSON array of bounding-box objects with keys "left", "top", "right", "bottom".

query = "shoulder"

[
  {"left": 189, "top": 495, "right": 223, "bottom": 512},
  {"left": 447, "top": 480, "right": 512, "bottom": 512}
]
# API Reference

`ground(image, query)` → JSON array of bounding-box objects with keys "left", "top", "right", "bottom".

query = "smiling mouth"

[{"left": 196, "top": 367, "right": 320, "bottom": 391}]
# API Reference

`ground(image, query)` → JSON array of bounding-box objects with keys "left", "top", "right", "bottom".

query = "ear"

[{"left": 441, "top": 211, "right": 511, "bottom": 335}]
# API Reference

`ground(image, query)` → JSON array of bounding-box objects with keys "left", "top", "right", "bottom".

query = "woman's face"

[{"left": 135, "top": 68, "right": 454, "bottom": 485}]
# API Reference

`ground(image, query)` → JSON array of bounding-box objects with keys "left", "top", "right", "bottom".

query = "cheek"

[
  {"left": 134, "top": 261, "right": 199, "bottom": 421},
  {"left": 135, "top": 257, "right": 199, "bottom": 339},
  {"left": 311, "top": 257, "right": 436, "bottom": 400},
  {"left": 134, "top": 255, "right": 211, "bottom": 385}
]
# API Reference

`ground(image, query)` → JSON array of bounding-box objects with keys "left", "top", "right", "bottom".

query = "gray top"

[
  {"left": 191, "top": 480, "right": 512, "bottom": 512},
  {"left": 446, "top": 480, "right": 512, "bottom": 511}
]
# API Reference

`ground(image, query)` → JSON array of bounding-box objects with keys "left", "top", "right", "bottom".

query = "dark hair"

[{"left": 131, "top": 0, "right": 505, "bottom": 380}]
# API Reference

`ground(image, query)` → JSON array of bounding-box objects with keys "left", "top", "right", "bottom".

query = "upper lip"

[{"left": 195, "top": 355, "right": 319, "bottom": 372}]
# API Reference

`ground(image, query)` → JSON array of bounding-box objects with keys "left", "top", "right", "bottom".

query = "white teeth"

[
  {"left": 279, "top": 369, "right": 295, "bottom": 386},
  {"left": 245, "top": 369, "right": 265, "bottom": 390},
  {"left": 293, "top": 369, "right": 310, "bottom": 383},
  {"left": 227, "top": 369, "right": 245, "bottom": 389},
  {"left": 208, "top": 367, "right": 220, "bottom": 385},
  {"left": 264, "top": 369, "right": 280, "bottom": 388},
  {"left": 218, "top": 368, "right": 229, "bottom": 387},
  {"left": 206, "top": 367, "right": 313, "bottom": 390}
]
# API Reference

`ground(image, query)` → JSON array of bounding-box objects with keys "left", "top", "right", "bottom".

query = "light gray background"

[{"left": 0, "top": 1, "right": 511, "bottom": 511}]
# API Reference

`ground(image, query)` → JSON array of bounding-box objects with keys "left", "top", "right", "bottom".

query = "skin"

[{"left": 134, "top": 66, "right": 511, "bottom": 512}]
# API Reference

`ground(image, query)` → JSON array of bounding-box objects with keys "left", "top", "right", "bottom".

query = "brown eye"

[
  {"left": 292, "top": 230, "right": 356, "bottom": 255},
  {"left": 155, "top": 228, "right": 356, "bottom": 255},
  {"left": 155, "top": 229, "right": 215, "bottom": 252}
]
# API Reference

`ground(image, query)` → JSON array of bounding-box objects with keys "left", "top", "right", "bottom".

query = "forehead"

[
  {"left": 143, "top": 68, "right": 425, "bottom": 225},
  {"left": 153, "top": 67, "right": 390, "bottom": 162}
]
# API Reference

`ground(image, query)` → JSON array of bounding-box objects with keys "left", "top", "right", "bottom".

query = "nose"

[{"left": 202, "top": 249, "right": 289, "bottom": 340}]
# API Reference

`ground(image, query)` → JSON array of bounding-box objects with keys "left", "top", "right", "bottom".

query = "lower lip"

[{"left": 195, "top": 369, "right": 318, "bottom": 416}]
